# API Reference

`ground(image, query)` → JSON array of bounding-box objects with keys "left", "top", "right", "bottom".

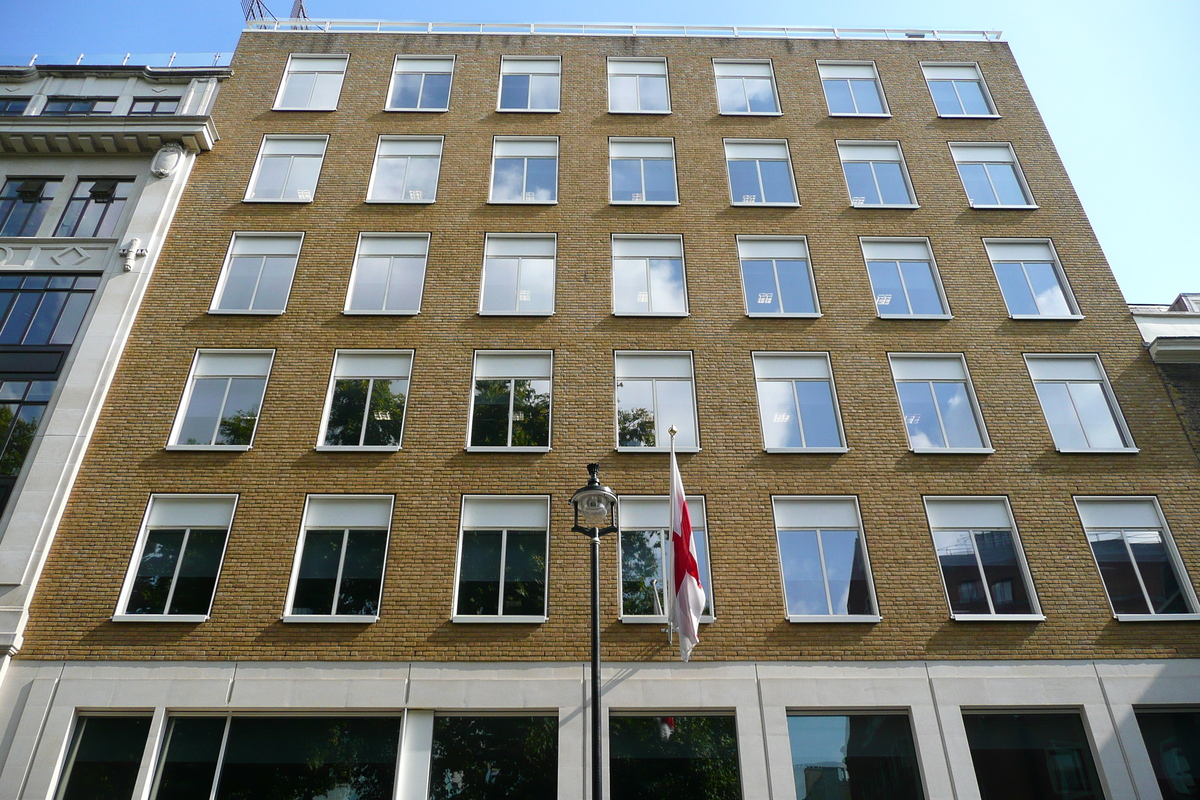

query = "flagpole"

[{"left": 667, "top": 425, "right": 678, "bottom": 646}]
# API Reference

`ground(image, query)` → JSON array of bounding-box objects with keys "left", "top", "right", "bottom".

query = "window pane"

[
  {"left": 745, "top": 77, "right": 777, "bottom": 112},
  {"left": 310, "top": 73, "right": 343, "bottom": 108},
  {"left": 178, "top": 378, "right": 227, "bottom": 445},
  {"left": 1088, "top": 531, "right": 1151, "bottom": 614},
  {"left": 511, "top": 379, "right": 550, "bottom": 447},
  {"left": 128, "top": 528, "right": 184, "bottom": 614},
  {"left": 391, "top": 73, "right": 422, "bottom": 108},
  {"left": 929, "top": 81, "right": 963, "bottom": 115},
  {"left": 617, "top": 379, "right": 656, "bottom": 447},
  {"left": 779, "top": 529, "right": 828, "bottom": 615},
  {"left": 252, "top": 256, "right": 296, "bottom": 311},
  {"left": 372, "top": 157, "right": 409, "bottom": 201},
  {"left": 349, "top": 257, "right": 390, "bottom": 311},
  {"left": 217, "top": 256, "right": 262, "bottom": 311},
  {"left": 24, "top": 291, "right": 66, "bottom": 343},
  {"left": 647, "top": 258, "right": 686, "bottom": 313},
  {"left": 1024, "top": 262, "right": 1071, "bottom": 316},
  {"left": 850, "top": 79, "right": 884, "bottom": 113},
  {"left": 656, "top": 380, "right": 697, "bottom": 447},
  {"left": 934, "top": 529, "right": 990, "bottom": 614},
  {"left": 962, "top": 714, "right": 1103, "bottom": 800},
  {"left": 759, "top": 160, "right": 795, "bottom": 203},
  {"left": 874, "top": 162, "right": 910, "bottom": 204},
  {"left": 610, "top": 75, "right": 638, "bottom": 111},
  {"left": 517, "top": 257, "right": 555, "bottom": 313},
  {"left": 429, "top": 716, "right": 557, "bottom": 800},
  {"left": 250, "top": 157, "right": 290, "bottom": 199},
  {"left": 282, "top": 156, "right": 322, "bottom": 201},
  {"left": 868, "top": 261, "right": 910, "bottom": 315},
  {"left": 471, "top": 379, "right": 511, "bottom": 447},
  {"left": 280, "top": 72, "right": 316, "bottom": 107},
  {"left": 642, "top": 159, "right": 677, "bottom": 202},
  {"left": 728, "top": 160, "right": 762, "bottom": 202},
  {"left": 1066, "top": 382, "right": 1125, "bottom": 448},
  {"left": 0, "top": 404, "right": 41, "bottom": 475},
  {"left": 610, "top": 715, "right": 741, "bottom": 800},
  {"left": 787, "top": 714, "right": 924, "bottom": 800},
  {"left": 420, "top": 73, "right": 452, "bottom": 109},
  {"left": 639, "top": 75, "right": 669, "bottom": 110},
  {"left": 168, "top": 529, "right": 226, "bottom": 615},
  {"left": 502, "top": 531, "right": 546, "bottom": 615},
  {"left": 50, "top": 291, "right": 90, "bottom": 344},
  {"left": 621, "top": 529, "right": 664, "bottom": 615},
  {"left": 1126, "top": 530, "right": 1189, "bottom": 614},
  {"left": 897, "top": 382, "right": 946, "bottom": 449},
  {"left": 741, "top": 260, "right": 780, "bottom": 313},
  {"left": 796, "top": 381, "right": 841, "bottom": 448},
  {"left": 843, "top": 162, "right": 880, "bottom": 205},
  {"left": 1134, "top": 710, "right": 1200, "bottom": 800},
  {"left": 987, "top": 163, "right": 1027, "bottom": 205},
  {"left": 899, "top": 261, "right": 944, "bottom": 315},
  {"left": 822, "top": 79, "right": 855, "bottom": 113},
  {"left": 383, "top": 257, "right": 425, "bottom": 312},
  {"left": 958, "top": 164, "right": 996, "bottom": 205},
  {"left": 994, "top": 262, "right": 1039, "bottom": 316},
  {"left": 0, "top": 292, "right": 39, "bottom": 342},
  {"left": 215, "top": 378, "right": 263, "bottom": 446},
  {"left": 528, "top": 74, "right": 558, "bottom": 110},
  {"left": 58, "top": 716, "right": 152, "bottom": 800},
  {"left": 324, "top": 379, "right": 368, "bottom": 446},
  {"left": 152, "top": 716, "right": 226, "bottom": 800},
  {"left": 611, "top": 159, "right": 644, "bottom": 201},
  {"left": 292, "top": 530, "right": 342, "bottom": 615},
  {"left": 613, "top": 259, "right": 650, "bottom": 313},
  {"left": 492, "top": 159, "right": 524, "bottom": 201},
  {"left": 481, "top": 257, "right": 519, "bottom": 313},
  {"left": 499, "top": 74, "right": 529, "bottom": 109},
  {"left": 976, "top": 529, "right": 1033, "bottom": 615},
  {"left": 717, "top": 78, "right": 747, "bottom": 113},
  {"left": 458, "top": 530, "right": 502, "bottom": 614},
  {"left": 1034, "top": 382, "right": 1089, "bottom": 450},
  {"left": 822, "top": 529, "right": 872, "bottom": 615},
  {"left": 956, "top": 81, "right": 990, "bottom": 115},
  {"left": 363, "top": 378, "right": 407, "bottom": 447},
  {"left": 524, "top": 157, "right": 557, "bottom": 201},
  {"left": 337, "top": 529, "right": 385, "bottom": 615},
  {"left": 933, "top": 381, "right": 983, "bottom": 448},
  {"left": 776, "top": 260, "right": 815, "bottom": 314},
  {"left": 758, "top": 381, "right": 802, "bottom": 449}
]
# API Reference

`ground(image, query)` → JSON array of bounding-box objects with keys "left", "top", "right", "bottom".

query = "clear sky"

[{"left": 4, "top": 0, "right": 1197, "bottom": 303}]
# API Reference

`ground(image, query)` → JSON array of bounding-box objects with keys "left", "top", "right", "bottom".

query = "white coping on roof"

[{"left": 246, "top": 19, "right": 1003, "bottom": 41}]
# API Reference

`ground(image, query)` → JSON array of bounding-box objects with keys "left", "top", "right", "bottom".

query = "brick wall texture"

[{"left": 18, "top": 31, "right": 1200, "bottom": 663}]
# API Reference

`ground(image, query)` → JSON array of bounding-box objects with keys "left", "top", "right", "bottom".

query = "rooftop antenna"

[
  {"left": 288, "top": 0, "right": 312, "bottom": 29},
  {"left": 241, "top": 0, "right": 275, "bottom": 21}
]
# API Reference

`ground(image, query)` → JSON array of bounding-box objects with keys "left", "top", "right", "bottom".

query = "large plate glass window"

[
  {"left": 480, "top": 234, "right": 556, "bottom": 314},
  {"left": 42, "top": 97, "right": 116, "bottom": 115},
  {"left": 610, "top": 714, "right": 741, "bottom": 799},
  {"left": 773, "top": 496, "right": 879, "bottom": 621},
  {"left": 1075, "top": 497, "right": 1198, "bottom": 619},
  {"left": 614, "top": 352, "right": 698, "bottom": 451},
  {"left": 468, "top": 351, "right": 551, "bottom": 450},
  {"left": 318, "top": 350, "right": 411, "bottom": 450},
  {"left": 168, "top": 350, "right": 273, "bottom": 449},
  {"left": 244, "top": 135, "right": 327, "bottom": 202},
  {"left": 454, "top": 496, "right": 549, "bottom": 621},
  {"left": 713, "top": 59, "right": 779, "bottom": 114},
  {"left": 56, "top": 715, "right": 152, "bottom": 800},
  {"left": 724, "top": 139, "right": 798, "bottom": 205},
  {"left": 490, "top": 137, "right": 558, "bottom": 203},
  {"left": 888, "top": 355, "right": 991, "bottom": 453},
  {"left": 753, "top": 353, "right": 846, "bottom": 452},
  {"left": 962, "top": 713, "right": 1103, "bottom": 800},
  {"left": 608, "top": 57, "right": 670, "bottom": 113},
  {"left": 367, "top": 136, "right": 442, "bottom": 202},
  {"left": 1025, "top": 355, "right": 1136, "bottom": 452},
  {"left": 210, "top": 232, "right": 302, "bottom": 314},
  {"left": 428, "top": 714, "right": 557, "bottom": 799},
  {"left": 0, "top": 178, "right": 62, "bottom": 236},
  {"left": 921, "top": 62, "right": 997, "bottom": 117},
  {"left": 738, "top": 236, "right": 819, "bottom": 316},
  {"left": 55, "top": 178, "right": 134, "bottom": 237},
  {"left": 817, "top": 61, "right": 889, "bottom": 116},
  {"left": 610, "top": 138, "right": 678, "bottom": 203},
  {"left": 837, "top": 141, "right": 917, "bottom": 207},
  {"left": 498, "top": 56, "right": 560, "bottom": 111},
  {"left": 984, "top": 240, "right": 1079, "bottom": 318},
  {"left": 1134, "top": 710, "right": 1200, "bottom": 800},
  {"left": 285, "top": 495, "right": 393, "bottom": 621},
  {"left": 950, "top": 143, "right": 1035, "bottom": 208},
  {"left": 274, "top": 54, "right": 348, "bottom": 110},
  {"left": 617, "top": 495, "right": 712, "bottom": 622},
  {"left": 345, "top": 233, "right": 428, "bottom": 314},
  {"left": 787, "top": 714, "right": 924, "bottom": 799},
  {"left": 860, "top": 238, "right": 949, "bottom": 318},
  {"left": 388, "top": 55, "right": 455, "bottom": 111},
  {"left": 611, "top": 235, "right": 687, "bottom": 315}
]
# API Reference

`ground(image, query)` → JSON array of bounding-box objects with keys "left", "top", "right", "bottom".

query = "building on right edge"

[{"left": 1132, "top": 293, "right": 1200, "bottom": 459}]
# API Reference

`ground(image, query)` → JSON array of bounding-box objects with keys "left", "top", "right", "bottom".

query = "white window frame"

[
  {"left": 607, "top": 57, "right": 671, "bottom": 114},
  {"left": 860, "top": 237, "right": 951, "bottom": 319},
  {"left": 365, "top": 135, "right": 443, "bottom": 204},
  {"left": 949, "top": 143, "right": 1036, "bottom": 209},
  {"left": 737, "top": 236, "right": 821, "bottom": 318},
  {"left": 273, "top": 54, "right": 349, "bottom": 111},
  {"left": 712, "top": 58, "right": 781, "bottom": 115},
  {"left": 385, "top": 55, "right": 456, "bottom": 112},
  {"left": 113, "top": 494, "right": 238, "bottom": 623},
  {"left": 616, "top": 495, "right": 714, "bottom": 624},
  {"left": 608, "top": 138, "right": 678, "bottom": 205},
  {"left": 752, "top": 352, "right": 848, "bottom": 453},
  {"left": 921, "top": 62, "right": 999, "bottom": 118},
  {"left": 613, "top": 350, "right": 700, "bottom": 453},
  {"left": 610, "top": 234, "right": 689, "bottom": 316},
  {"left": 888, "top": 353, "right": 993, "bottom": 454},
  {"left": 466, "top": 350, "right": 553, "bottom": 452},
  {"left": 723, "top": 139, "right": 800, "bottom": 207},
  {"left": 344, "top": 233, "right": 429, "bottom": 315},
  {"left": 1074, "top": 496, "right": 1200, "bottom": 621},
  {"left": 772, "top": 495, "right": 881, "bottom": 623},
  {"left": 837, "top": 140, "right": 919, "bottom": 209},
  {"left": 488, "top": 136, "right": 558, "bottom": 204},
  {"left": 496, "top": 56, "right": 561, "bottom": 113},
  {"left": 923, "top": 496, "right": 1044, "bottom": 622},
  {"left": 453, "top": 495, "right": 550, "bottom": 623},
  {"left": 478, "top": 234, "right": 557, "bottom": 315},
  {"left": 816, "top": 61, "right": 890, "bottom": 117},
  {"left": 166, "top": 349, "right": 274, "bottom": 451},
  {"left": 1024, "top": 355, "right": 1138, "bottom": 453},
  {"left": 243, "top": 135, "right": 328, "bottom": 203},
  {"left": 315, "top": 350, "right": 413, "bottom": 452},
  {"left": 283, "top": 494, "right": 395, "bottom": 623},
  {"left": 208, "top": 232, "right": 303, "bottom": 315},
  {"left": 984, "top": 239, "right": 1081, "bottom": 319}
]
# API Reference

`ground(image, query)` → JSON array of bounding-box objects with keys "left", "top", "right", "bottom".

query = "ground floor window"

[
  {"left": 57, "top": 715, "right": 152, "bottom": 800},
  {"left": 1135, "top": 709, "right": 1200, "bottom": 800},
  {"left": 429, "top": 715, "right": 557, "bottom": 799},
  {"left": 609, "top": 713, "right": 741, "bottom": 799},
  {"left": 962, "top": 713, "right": 1104, "bottom": 800},
  {"left": 787, "top": 713, "right": 924, "bottom": 799}
]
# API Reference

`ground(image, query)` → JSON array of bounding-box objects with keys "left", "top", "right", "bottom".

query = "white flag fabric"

[{"left": 668, "top": 445, "right": 705, "bottom": 662}]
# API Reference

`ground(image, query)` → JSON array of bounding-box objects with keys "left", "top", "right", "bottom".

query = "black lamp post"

[{"left": 570, "top": 463, "right": 618, "bottom": 800}]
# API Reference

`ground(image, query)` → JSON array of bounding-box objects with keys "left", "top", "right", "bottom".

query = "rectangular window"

[
  {"left": 345, "top": 233, "right": 428, "bottom": 314},
  {"left": 608, "top": 57, "right": 670, "bottom": 113},
  {"left": 1025, "top": 355, "right": 1135, "bottom": 451},
  {"left": 985, "top": 240, "right": 1079, "bottom": 318},
  {"left": 151, "top": 715, "right": 402, "bottom": 800},
  {"left": 388, "top": 56, "right": 455, "bottom": 111},
  {"left": 615, "top": 351, "right": 698, "bottom": 451},
  {"left": 817, "top": 61, "right": 889, "bottom": 116},
  {"left": 0, "top": 98, "right": 30, "bottom": 115},
  {"left": 490, "top": 136, "right": 558, "bottom": 203},
  {"left": 610, "top": 714, "right": 741, "bottom": 799},
  {"left": 168, "top": 350, "right": 272, "bottom": 449},
  {"left": 773, "top": 496, "right": 878, "bottom": 621},
  {"left": 787, "top": 714, "right": 924, "bottom": 799},
  {"left": 861, "top": 238, "right": 949, "bottom": 318},
  {"left": 612, "top": 235, "right": 687, "bottom": 315},
  {"left": 1135, "top": 710, "right": 1200, "bottom": 800},
  {"left": 713, "top": 59, "right": 779, "bottom": 114},
  {"left": 455, "top": 496, "right": 549, "bottom": 621},
  {"left": 837, "top": 141, "right": 917, "bottom": 207},
  {"left": 498, "top": 56, "right": 560, "bottom": 112},
  {"left": 115, "top": 494, "right": 235, "bottom": 621},
  {"left": 244, "top": 135, "right": 327, "bottom": 202},
  {"left": 480, "top": 234, "right": 556, "bottom": 315},
  {"left": 963, "top": 714, "right": 1103, "bottom": 800},
  {"left": 0, "top": 273, "right": 97, "bottom": 346},
  {"left": 724, "top": 139, "right": 798, "bottom": 205},
  {"left": 889, "top": 355, "right": 991, "bottom": 452},
  {"left": 41, "top": 97, "right": 117, "bottom": 115},
  {"left": 210, "top": 233, "right": 302, "bottom": 314},
  {"left": 54, "top": 178, "right": 134, "bottom": 237},
  {"left": 924, "top": 497, "right": 1040, "bottom": 619},
  {"left": 753, "top": 353, "right": 846, "bottom": 452},
  {"left": 468, "top": 351, "right": 551, "bottom": 450},
  {"left": 285, "top": 495, "right": 393, "bottom": 621},
  {"left": 367, "top": 136, "right": 442, "bottom": 202},
  {"left": 738, "top": 237, "right": 819, "bottom": 316},
  {"left": 617, "top": 495, "right": 712, "bottom": 621},
  {"left": 0, "top": 178, "right": 61, "bottom": 236},
  {"left": 950, "top": 143, "right": 1035, "bottom": 208},
  {"left": 317, "top": 350, "right": 411, "bottom": 450},
  {"left": 274, "top": 54, "right": 348, "bottom": 110},
  {"left": 1075, "top": 497, "right": 1198, "bottom": 618},
  {"left": 55, "top": 715, "right": 152, "bottom": 800},
  {"left": 429, "top": 715, "right": 557, "bottom": 798},
  {"left": 0, "top": 378, "right": 55, "bottom": 484},
  {"left": 922, "top": 62, "right": 997, "bottom": 117},
  {"left": 610, "top": 138, "right": 678, "bottom": 203},
  {"left": 129, "top": 97, "right": 180, "bottom": 115}
]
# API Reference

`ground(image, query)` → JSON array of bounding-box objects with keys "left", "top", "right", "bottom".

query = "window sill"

[
  {"left": 938, "top": 113, "right": 1001, "bottom": 119},
  {"left": 950, "top": 613, "right": 1045, "bottom": 622},
  {"left": 828, "top": 112, "right": 892, "bottom": 118},
  {"left": 731, "top": 202, "right": 800, "bottom": 208},
  {"left": 111, "top": 614, "right": 208, "bottom": 623},
  {"left": 272, "top": 106, "right": 338, "bottom": 112},
  {"left": 207, "top": 309, "right": 285, "bottom": 315},
  {"left": 764, "top": 447, "right": 848, "bottom": 454},
  {"left": 610, "top": 200, "right": 680, "bottom": 206},
  {"left": 1114, "top": 613, "right": 1200, "bottom": 622},
  {"left": 242, "top": 198, "right": 313, "bottom": 204},
  {"left": 465, "top": 446, "right": 551, "bottom": 453},
  {"left": 910, "top": 447, "right": 994, "bottom": 455},
  {"left": 609, "top": 109, "right": 672, "bottom": 115},
  {"left": 620, "top": 615, "right": 714, "bottom": 624},
  {"left": 877, "top": 314, "right": 953, "bottom": 320},
  {"left": 451, "top": 615, "right": 547, "bottom": 624},
  {"left": 364, "top": 198, "right": 437, "bottom": 204},
  {"left": 384, "top": 107, "right": 449, "bottom": 113},
  {"left": 314, "top": 445, "right": 401, "bottom": 453},
  {"left": 612, "top": 311, "right": 689, "bottom": 317},
  {"left": 1054, "top": 447, "right": 1140, "bottom": 455},
  {"left": 616, "top": 446, "right": 700, "bottom": 454},
  {"left": 787, "top": 614, "right": 881, "bottom": 623},
  {"left": 495, "top": 108, "right": 561, "bottom": 114},
  {"left": 968, "top": 203, "right": 1039, "bottom": 210},
  {"left": 165, "top": 444, "right": 252, "bottom": 452},
  {"left": 746, "top": 312, "right": 822, "bottom": 319},
  {"left": 1010, "top": 314, "right": 1083, "bottom": 321},
  {"left": 486, "top": 199, "right": 558, "bottom": 205},
  {"left": 477, "top": 311, "right": 555, "bottom": 317},
  {"left": 719, "top": 111, "right": 783, "bottom": 117},
  {"left": 281, "top": 614, "right": 379, "bottom": 624},
  {"left": 849, "top": 203, "right": 919, "bottom": 209},
  {"left": 343, "top": 310, "right": 420, "bottom": 316}
]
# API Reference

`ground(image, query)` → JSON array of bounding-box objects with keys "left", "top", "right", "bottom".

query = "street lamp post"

[{"left": 570, "top": 463, "right": 618, "bottom": 800}]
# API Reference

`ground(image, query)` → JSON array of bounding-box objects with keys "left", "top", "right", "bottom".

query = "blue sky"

[{"left": 5, "top": 0, "right": 1198, "bottom": 303}]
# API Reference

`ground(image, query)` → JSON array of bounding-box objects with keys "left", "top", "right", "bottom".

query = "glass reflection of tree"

[
  {"left": 621, "top": 531, "right": 662, "bottom": 615},
  {"left": 326, "top": 378, "right": 407, "bottom": 447},
  {"left": 428, "top": 716, "right": 557, "bottom": 800},
  {"left": 0, "top": 403, "right": 42, "bottom": 476},
  {"left": 618, "top": 406, "right": 655, "bottom": 447},
  {"left": 610, "top": 715, "right": 741, "bottom": 800}
]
